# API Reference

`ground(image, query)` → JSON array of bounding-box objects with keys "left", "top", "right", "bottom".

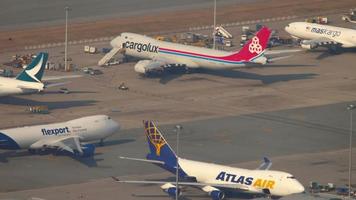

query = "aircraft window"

[{"left": 287, "top": 176, "right": 295, "bottom": 179}]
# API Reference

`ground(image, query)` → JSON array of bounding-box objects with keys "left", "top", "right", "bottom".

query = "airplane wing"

[
  {"left": 112, "top": 177, "right": 249, "bottom": 191},
  {"left": 256, "top": 157, "right": 272, "bottom": 170},
  {"left": 300, "top": 37, "right": 340, "bottom": 49},
  {"left": 29, "top": 136, "right": 83, "bottom": 154}
]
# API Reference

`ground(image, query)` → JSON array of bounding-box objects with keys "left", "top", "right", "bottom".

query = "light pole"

[
  {"left": 64, "top": 6, "right": 71, "bottom": 72},
  {"left": 174, "top": 124, "right": 183, "bottom": 200},
  {"left": 213, "top": 0, "right": 217, "bottom": 50},
  {"left": 347, "top": 104, "right": 355, "bottom": 198}
]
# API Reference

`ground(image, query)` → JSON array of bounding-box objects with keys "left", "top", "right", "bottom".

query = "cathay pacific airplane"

[
  {"left": 0, "top": 115, "right": 119, "bottom": 157},
  {"left": 0, "top": 52, "right": 81, "bottom": 97},
  {"left": 285, "top": 22, "right": 356, "bottom": 52},
  {"left": 105, "top": 27, "right": 295, "bottom": 76},
  {"left": 114, "top": 121, "right": 305, "bottom": 199}
]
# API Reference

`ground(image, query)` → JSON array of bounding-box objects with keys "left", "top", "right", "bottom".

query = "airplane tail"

[
  {"left": 223, "top": 27, "right": 271, "bottom": 63},
  {"left": 143, "top": 121, "right": 177, "bottom": 172},
  {"left": 16, "top": 52, "right": 48, "bottom": 83}
]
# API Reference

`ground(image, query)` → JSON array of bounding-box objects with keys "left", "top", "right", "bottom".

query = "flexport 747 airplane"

[
  {"left": 105, "top": 27, "right": 295, "bottom": 76},
  {"left": 285, "top": 22, "right": 356, "bottom": 52},
  {"left": 114, "top": 121, "right": 305, "bottom": 200},
  {"left": 0, "top": 115, "right": 119, "bottom": 157},
  {"left": 0, "top": 52, "right": 80, "bottom": 97}
]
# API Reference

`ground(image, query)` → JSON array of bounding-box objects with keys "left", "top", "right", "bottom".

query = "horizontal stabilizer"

[
  {"left": 119, "top": 156, "right": 165, "bottom": 165},
  {"left": 113, "top": 178, "right": 249, "bottom": 190}
]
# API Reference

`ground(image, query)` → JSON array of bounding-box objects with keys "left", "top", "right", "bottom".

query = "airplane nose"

[
  {"left": 295, "top": 182, "right": 305, "bottom": 193},
  {"left": 110, "top": 36, "right": 122, "bottom": 48},
  {"left": 110, "top": 120, "right": 120, "bottom": 133}
]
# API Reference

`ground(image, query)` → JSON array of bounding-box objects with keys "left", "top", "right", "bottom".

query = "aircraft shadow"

[
  {"left": 151, "top": 69, "right": 317, "bottom": 85},
  {"left": 315, "top": 47, "right": 356, "bottom": 60},
  {"left": 0, "top": 96, "right": 97, "bottom": 110},
  {"left": 40, "top": 90, "right": 97, "bottom": 95},
  {"left": 95, "top": 138, "right": 135, "bottom": 147},
  {"left": 191, "top": 69, "right": 317, "bottom": 85}
]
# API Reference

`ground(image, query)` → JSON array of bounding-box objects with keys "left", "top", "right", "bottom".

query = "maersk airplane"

[
  {"left": 0, "top": 52, "right": 81, "bottom": 97},
  {"left": 0, "top": 115, "right": 119, "bottom": 157},
  {"left": 105, "top": 27, "right": 288, "bottom": 75},
  {"left": 285, "top": 22, "right": 356, "bottom": 52},
  {"left": 114, "top": 121, "right": 305, "bottom": 199}
]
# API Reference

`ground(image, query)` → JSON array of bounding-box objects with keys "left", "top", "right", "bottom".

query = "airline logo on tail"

[
  {"left": 249, "top": 37, "right": 262, "bottom": 54},
  {"left": 16, "top": 52, "right": 48, "bottom": 83},
  {"left": 144, "top": 121, "right": 166, "bottom": 156}
]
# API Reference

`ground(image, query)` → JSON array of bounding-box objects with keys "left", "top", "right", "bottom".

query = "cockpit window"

[{"left": 287, "top": 176, "right": 295, "bottom": 179}]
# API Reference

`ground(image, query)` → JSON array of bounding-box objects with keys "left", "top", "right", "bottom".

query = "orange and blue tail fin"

[
  {"left": 143, "top": 121, "right": 178, "bottom": 172},
  {"left": 222, "top": 26, "right": 271, "bottom": 62}
]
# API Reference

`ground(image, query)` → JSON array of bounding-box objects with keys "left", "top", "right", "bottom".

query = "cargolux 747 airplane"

[
  {"left": 285, "top": 22, "right": 356, "bottom": 52},
  {"left": 114, "top": 121, "right": 305, "bottom": 200},
  {"left": 107, "top": 27, "right": 274, "bottom": 75},
  {"left": 0, "top": 115, "right": 119, "bottom": 157}
]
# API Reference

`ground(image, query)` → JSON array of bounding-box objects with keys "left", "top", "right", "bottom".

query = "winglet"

[
  {"left": 111, "top": 176, "right": 120, "bottom": 181},
  {"left": 257, "top": 157, "right": 272, "bottom": 170}
]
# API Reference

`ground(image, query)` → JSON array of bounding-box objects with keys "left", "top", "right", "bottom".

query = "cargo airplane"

[
  {"left": 114, "top": 121, "right": 305, "bottom": 200},
  {"left": 105, "top": 27, "right": 297, "bottom": 76},
  {"left": 285, "top": 22, "right": 356, "bottom": 52},
  {"left": 0, "top": 52, "right": 81, "bottom": 97},
  {"left": 0, "top": 115, "right": 119, "bottom": 157}
]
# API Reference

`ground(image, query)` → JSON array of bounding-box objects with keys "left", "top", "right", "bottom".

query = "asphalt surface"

[
  {"left": 0, "top": 0, "right": 260, "bottom": 28},
  {"left": 0, "top": 101, "right": 354, "bottom": 192}
]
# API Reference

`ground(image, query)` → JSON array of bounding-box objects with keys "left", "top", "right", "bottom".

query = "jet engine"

[
  {"left": 202, "top": 186, "right": 225, "bottom": 200},
  {"left": 134, "top": 60, "right": 164, "bottom": 75},
  {"left": 300, "top": 41, "right": 318, "bottom": 49},
  {"left": 160, "top": 183, "right": 181, "bottom": 198},
  {"left": 77, "top": 143, "right": 96, "bottom": 157}
]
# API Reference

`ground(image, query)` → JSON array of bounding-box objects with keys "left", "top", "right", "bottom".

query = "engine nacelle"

[
  {"left": 300, "top": 41, "right": 318, "bottom": 50},
  {"left": 78, "top": 143, "right": 96, "bottom": 157},
  {"left": 166, "top": 187, "right": 181, "bottom": 197},
  {"left": 134, "top": 60, "right": 163, "bottom": 75},
  {"left": 210, "top": 190, "right": 225, "bottom": 200},
  {"left": 161, "top": 183, "right": 181, "bottom": 198},
  {"left": 202, "top": 186, "right": 225, "bottom": 200}
]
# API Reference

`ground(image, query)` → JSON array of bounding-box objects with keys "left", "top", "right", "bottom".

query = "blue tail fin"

[
  {"left": 16, "top": 52, "right": 48, "bottom": 83},
  {"left": 143, "top": 121, "right": 177, "bottom": 169}
]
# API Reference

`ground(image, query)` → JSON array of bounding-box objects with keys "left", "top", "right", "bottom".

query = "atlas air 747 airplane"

[
  {"left": 0, "top": 115, "right": 119, "bottom": 157},
  {"left": 115, "top": 121, "right": 305, "bottom": 200},
  {"left": 285, "top": 22, "right": 356, "bottom": 52},
  {"left": 107, "top": 27, "right": 274, "bottom": 75}
]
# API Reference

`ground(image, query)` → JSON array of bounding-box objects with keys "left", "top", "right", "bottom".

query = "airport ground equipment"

[
  {"left": 342, "top": 9, "right": 356, "bottom": 23},
  {"left": 215, "top": 26, "right": 233, "bottom": 39}
]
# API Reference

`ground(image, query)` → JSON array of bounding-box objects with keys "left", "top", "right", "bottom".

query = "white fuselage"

[
  {"left": 110, "top": 33, "right": 265, "bottom": 70},
  {"left": 0, "top": 76, "right": 44, "bottom": 97},
  {"left": 285, "top": 22, "right": 356, "bottom": 48},
  {"left": 0, "top": 115, "right": 119, "bottom": 149},
  {"left": 178, "top": 158, "right": 304, "bottom": 196}
]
